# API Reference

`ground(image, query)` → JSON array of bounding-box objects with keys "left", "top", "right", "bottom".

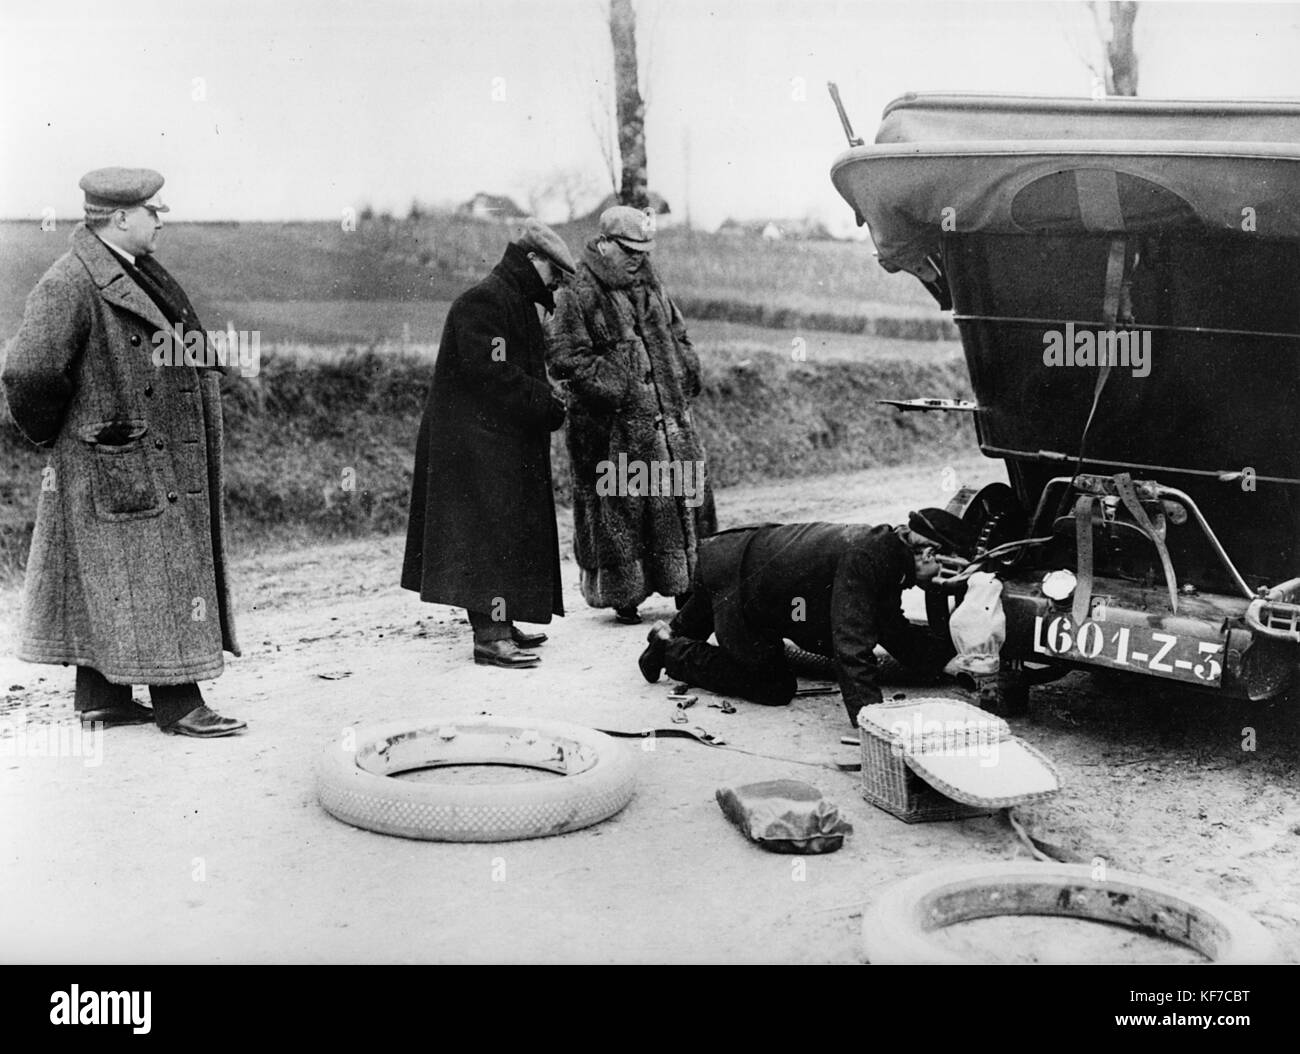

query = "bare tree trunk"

[
  {"left": 609, "top": 0, "right": 648, "bottom": 208},
  {"left": 1105, "top": 1, "right": 1139, "bottom": 96}
]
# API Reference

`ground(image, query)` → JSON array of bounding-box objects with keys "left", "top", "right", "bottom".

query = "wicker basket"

[{"left": 858, "top": 698, "right": 1017, "bottom": 824}]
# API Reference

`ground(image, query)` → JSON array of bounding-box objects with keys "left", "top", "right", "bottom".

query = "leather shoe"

[
  {"left": 164, "top": 704, "right": 247, "bottom": 738},
  {"left": 510, "top": 626, "right": 548, "bottom": 648},
  {"left": 474, "top": 640, "right": 540, "bottom": 668},
  {"left": 614, "top": 606, "right": 642, "bottom": 624},
  {"left": 638, "top": 620, "right": 674, "bottom": 683},
  {"left": 79, "top": 701, "right": 154, "bottom": 727}
]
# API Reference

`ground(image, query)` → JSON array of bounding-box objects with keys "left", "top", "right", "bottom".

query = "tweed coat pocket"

[{"left": 79, "top": 419, "right": 165, "bottom": 521}]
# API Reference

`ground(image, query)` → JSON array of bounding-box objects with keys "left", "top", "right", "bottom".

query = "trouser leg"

[
  {"left": 662, "top": 636, "right": 797, "bottom": 707},
  {"left": 467, "top": 609, "right": 512, "bottom": 643},
  {"left": 148, "top": 683, "right": 204, "bottom": 728},
  {"left": 74, "top": 666, "right": 132, "bottom": 713}
]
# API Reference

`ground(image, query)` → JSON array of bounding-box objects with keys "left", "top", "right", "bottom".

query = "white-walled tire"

[
  {"left": 318, "top": 717, "right": 637, "bottom": 842},
  {"left": 862, "top": 862, "right": 1280, "bottom": 964}
]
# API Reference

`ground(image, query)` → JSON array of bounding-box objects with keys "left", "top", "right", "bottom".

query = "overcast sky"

[{"left": 2, "top": 0, "right": 1298, "bottom": 231}]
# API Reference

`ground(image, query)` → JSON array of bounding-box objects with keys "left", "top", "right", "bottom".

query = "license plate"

[{"left": 1032, "top": 614, "right": 1224, "bottom": 686}]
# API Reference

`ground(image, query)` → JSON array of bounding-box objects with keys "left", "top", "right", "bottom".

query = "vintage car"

[{"left": 830, "top": 92, "right": 1300, "bottom": 712}]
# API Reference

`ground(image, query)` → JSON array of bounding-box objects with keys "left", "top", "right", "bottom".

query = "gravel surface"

[{"left": 2, "top": 453, "right": 1297, "bottom": 964}]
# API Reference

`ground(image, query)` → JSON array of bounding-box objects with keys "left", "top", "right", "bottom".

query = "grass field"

[
  {"left": 0, "top": 215, "right": 941, "bottom": 344},
  {"left": 0, "top": 212, "right": 966, "bottom": 574},
  {"left": 196, "top": 300, "right": 960, "bottom": 365}
]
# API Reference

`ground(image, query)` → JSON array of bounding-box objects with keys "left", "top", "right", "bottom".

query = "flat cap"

[
  {"left": 599, "top": 205, "right": 655, "bottom": 250},
  {"left": 908, "top": 508, "right": 977, "bottom": 559},
  {"left": 79, "top": 167, "right": 169, "bottom": 211},
  {"left": 512, "top": 218, "right": 576, "bottom": 275}
]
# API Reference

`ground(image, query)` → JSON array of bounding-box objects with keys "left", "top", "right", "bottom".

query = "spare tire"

[
  {"left": 862, "top": 862, "right": 1279, "bottom": 964},
  {"left": 318, "top": 716, "right": 637, "bottom": 842}
]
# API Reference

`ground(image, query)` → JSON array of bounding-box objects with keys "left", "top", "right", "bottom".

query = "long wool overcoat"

[
  {"left": 548, "top": 244, "right": 716, "bottom": 609},
  {"left": 1, "top": 225, "right": 239, "bottom": 684},
  {"left": 400, "top": 244, "right": 565, "bottom": 624}
]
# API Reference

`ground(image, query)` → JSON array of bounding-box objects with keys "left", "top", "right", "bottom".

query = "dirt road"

[{"left": 3, "top": 454, "right": 1298, "bottom": 963}]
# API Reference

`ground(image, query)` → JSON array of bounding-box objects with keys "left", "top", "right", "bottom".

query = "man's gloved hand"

[{"left": 546, "top": 393, "right": 567, "bottom": 431}]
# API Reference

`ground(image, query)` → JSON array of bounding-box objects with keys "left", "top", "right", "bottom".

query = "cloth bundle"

[
  {"left": 715, "top": 779, "right": 853, "bottom": 854},
  {"left": 944, "top": 571, "right": 1006, "bottom": 677}
]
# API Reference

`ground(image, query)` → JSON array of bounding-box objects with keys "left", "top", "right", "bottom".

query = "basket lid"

[
  {"left": 903, "top": 737, "right": 1060, "bottom": 809},
  {"left": 859, "top": 696, "right": 1009, "bottom": 754}
]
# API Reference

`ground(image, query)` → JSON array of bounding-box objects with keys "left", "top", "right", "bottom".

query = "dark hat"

[
  {"left": 599, "top": 205, "right": 655, "bottom": 251},
  {"left": 512, "top": 218, "right": 576, "bottom": 275},
  {"left": 79, "top": 167, "right": 169, "bottom": 213},
  {"left": 908, "top": 508, "right": 977, "bottom": 558}
]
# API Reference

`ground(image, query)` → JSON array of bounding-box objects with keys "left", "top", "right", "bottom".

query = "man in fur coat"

[
  {"left": 548, "top": 206, "right": 716, "bottom": 624},
  {"left": 1, "top": 168, "right": 243, "bottom": 737}
]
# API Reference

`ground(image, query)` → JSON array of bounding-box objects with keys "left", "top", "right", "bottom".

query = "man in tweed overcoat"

[{"left": 1, "top": 168, "right": 244, "bottom": 737}]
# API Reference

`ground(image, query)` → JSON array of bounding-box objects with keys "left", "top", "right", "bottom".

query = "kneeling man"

[{"left": 637, "top": 511, "right": 973, "bottom": 725}]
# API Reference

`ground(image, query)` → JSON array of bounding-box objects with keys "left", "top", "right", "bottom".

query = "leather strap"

[
  {"left": 1113, "top": 472, "right": 1179, "bottom": 614},
  {"left": 599, "top": 725, "right": 725, "bottom": 746},
  {"left": 1072, "top": 493, "right": 1098, "bottom": 626},
  {"left": 1077, "top": 169, "right": 1126, "bottom": 235},
  {"left": 1100, "top": 238, "right": 1127, "bottom": 326},
  {"left": 601, "top": 723, "right": 856, "bottom": 774},
  {"left": 1071, "top": 237, "right": 1126, "bottom": 473}
]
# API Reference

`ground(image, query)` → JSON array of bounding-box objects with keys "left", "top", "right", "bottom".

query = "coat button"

[
  {"left": 144, "top": 385, "right": 154, "bottom": 397},
  {"left": 167, "top": 491, "right": 178, "bottom": 503},
  {"left": 130, "top": 335, "right": 141, "bottom": 346}
]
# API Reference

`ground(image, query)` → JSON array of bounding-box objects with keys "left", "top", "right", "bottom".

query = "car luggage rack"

[
  {"left": 1247, "top": 600, "right": 1300, "bottom": 643},
  {"left": 1030, "top": 472, "right": 1255, "bottom": 604},
  {"left": 1246, "top": 577, "right": 1300, "bottom": 644}
]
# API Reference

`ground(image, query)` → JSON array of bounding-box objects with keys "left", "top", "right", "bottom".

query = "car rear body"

[{"left": 831, "top": 93, "right": 1300, "bottom": 701}]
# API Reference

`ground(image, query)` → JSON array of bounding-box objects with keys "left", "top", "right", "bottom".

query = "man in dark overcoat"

[
  {"left": 548, "top": 206, "right": 716, "bottom": 625},
  {"left": 401, "top": 220, "right": 575, "bottom": 667},
  {"left": 637, "top": 510, "right": 975, "bottom": 725},
  {"left": 1, "top": 168, "right": 243, "bottom": 737}
]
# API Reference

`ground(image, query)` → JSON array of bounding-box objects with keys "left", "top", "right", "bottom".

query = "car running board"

[{"left": 877, "top": 398, "right": 978, "bottom": 412}]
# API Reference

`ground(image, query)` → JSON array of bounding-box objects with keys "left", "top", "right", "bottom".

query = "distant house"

[
  {"left": 584, "top": 191, "right": 675, "bottom": 228},
  {"left": 457, "top": 193, "right": 529, "bottom": 221},
  {"left": 717, "top": 217, "right": 834, "bottom": 241}
]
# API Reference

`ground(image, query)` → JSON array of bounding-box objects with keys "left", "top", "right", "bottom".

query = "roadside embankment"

[{"left": 0, "top": 342, "right": 973, "bottom": 574}]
